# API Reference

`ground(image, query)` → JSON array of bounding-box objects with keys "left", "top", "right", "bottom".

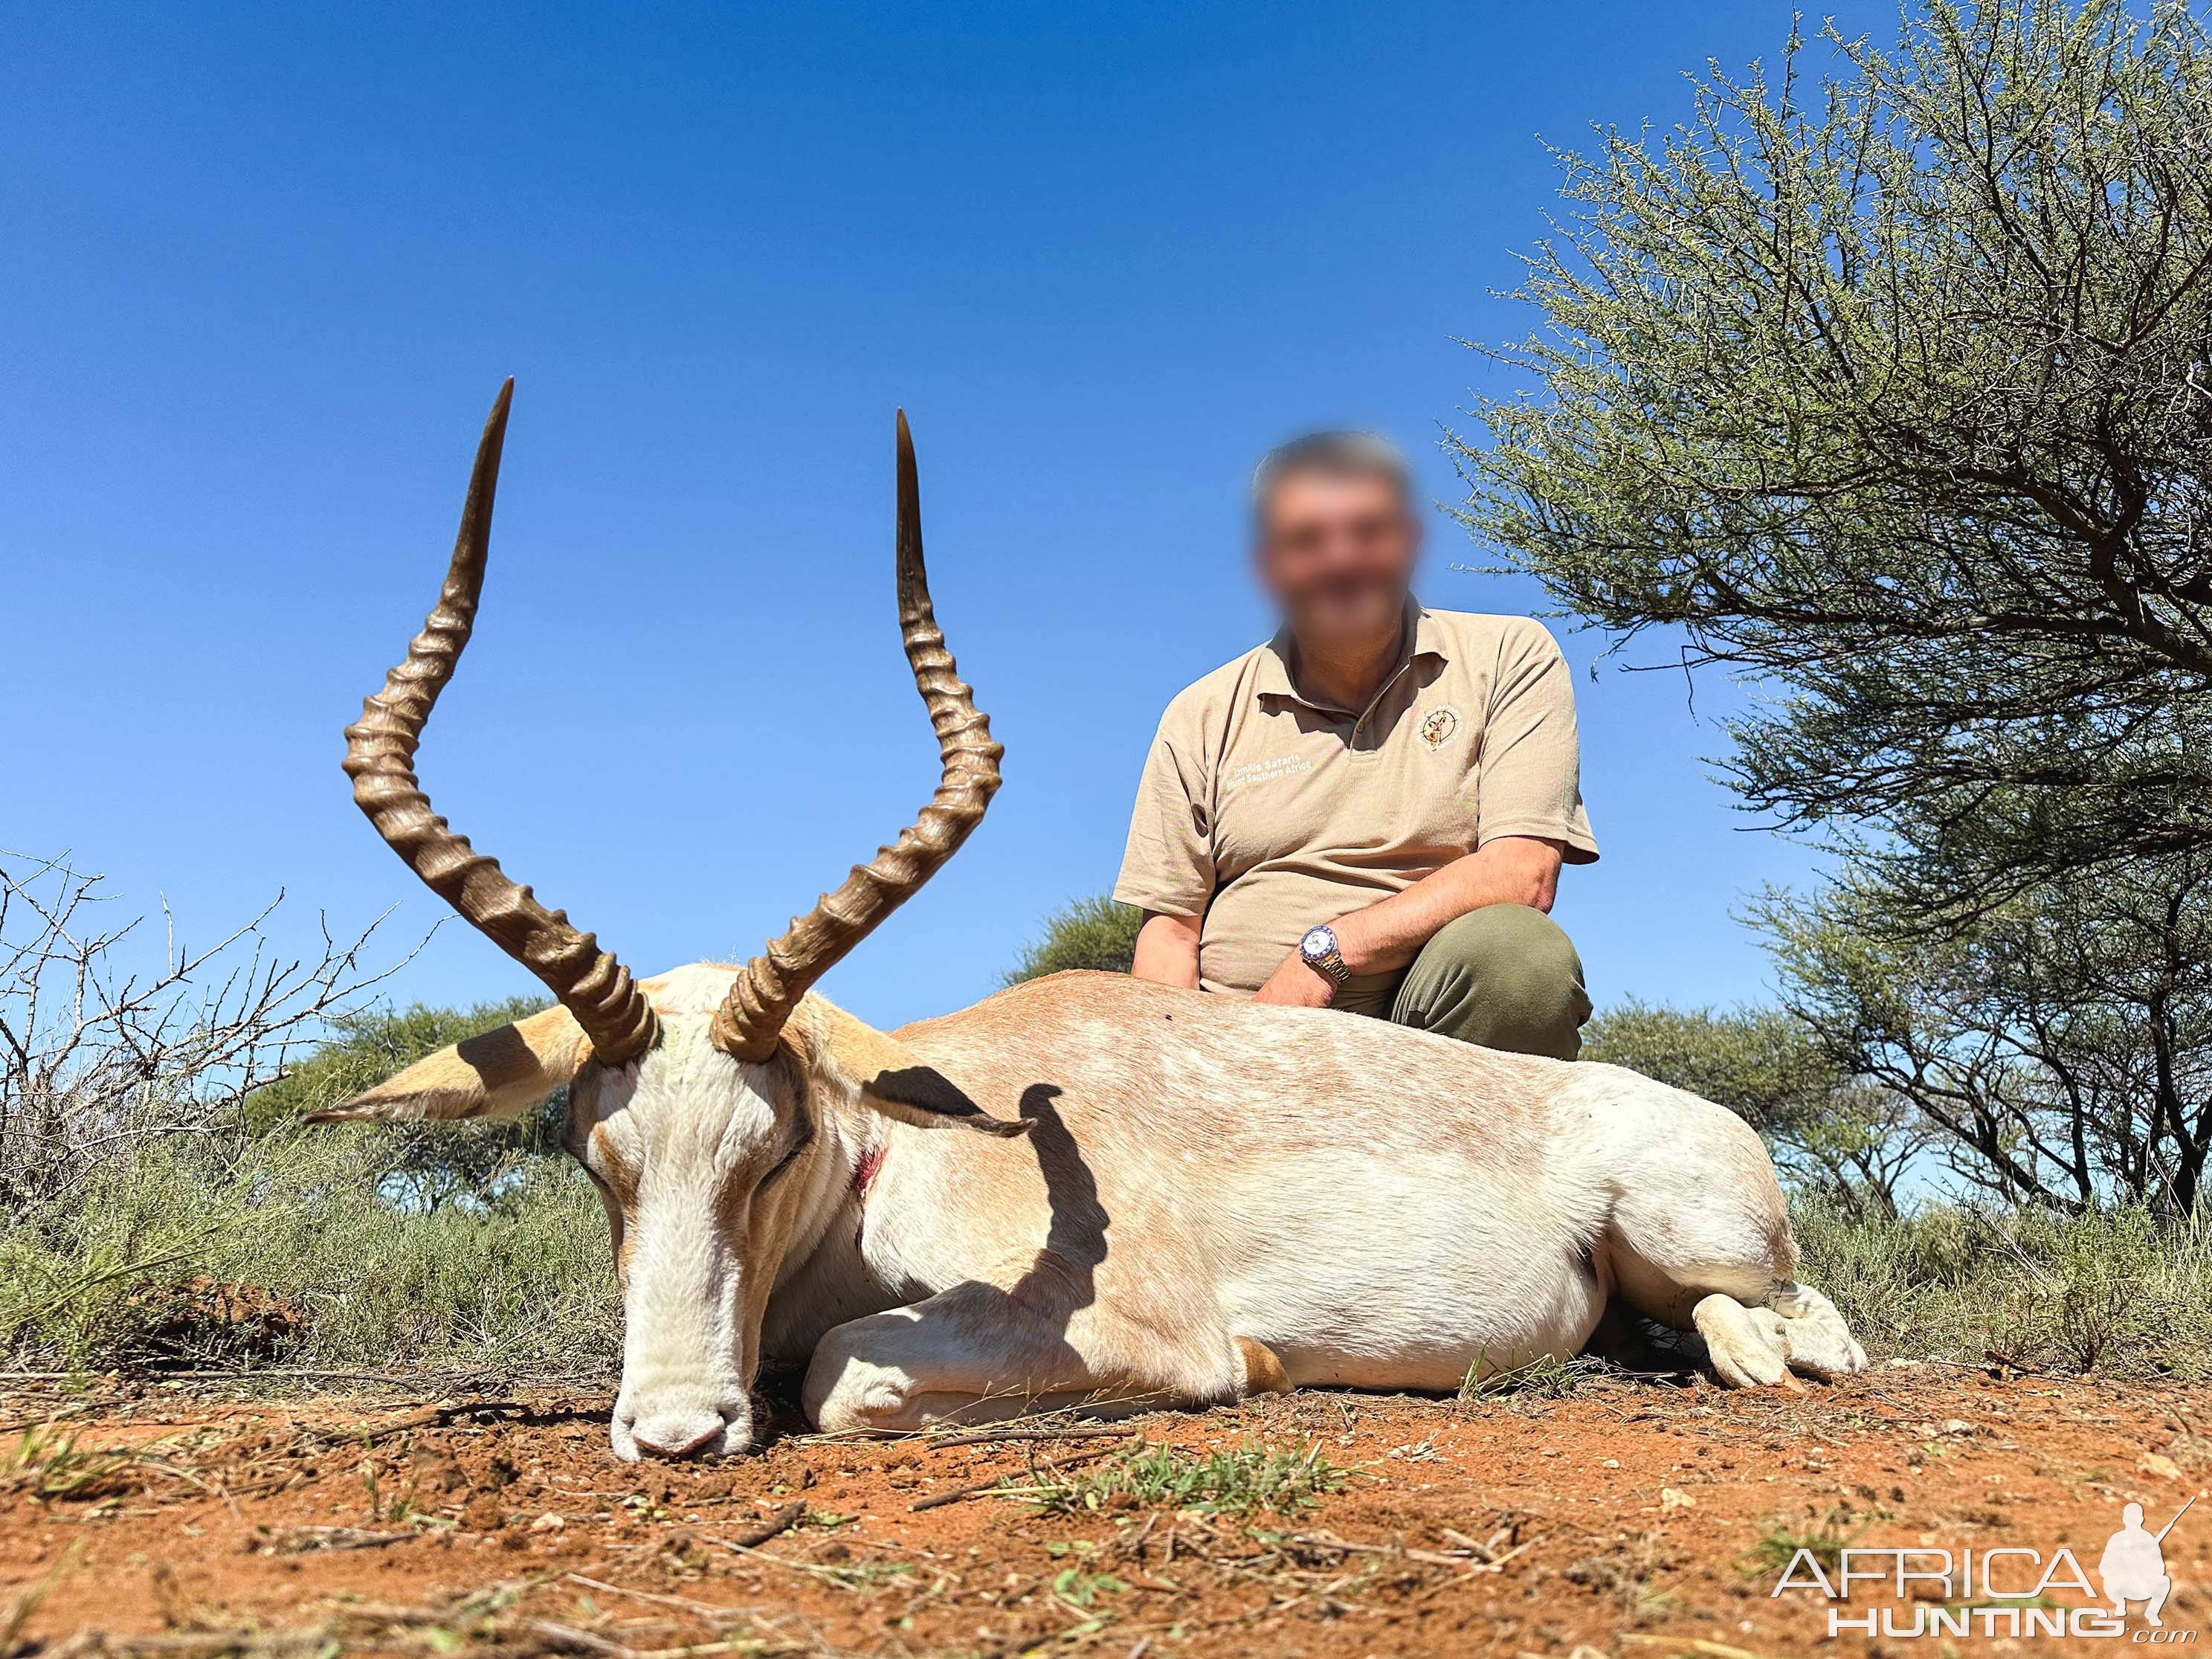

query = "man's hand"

[{"left": 1254, "top": 948, "right": 1337, "bottom": 1008}]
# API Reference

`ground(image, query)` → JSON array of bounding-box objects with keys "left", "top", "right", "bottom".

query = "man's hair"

[{"left": 1250, "top": 429, "right": 1415, "bottom": 526}]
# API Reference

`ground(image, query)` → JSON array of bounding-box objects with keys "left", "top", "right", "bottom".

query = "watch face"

[{"left": 1301, "top": 926, "right": 1333, "bottom": 959}]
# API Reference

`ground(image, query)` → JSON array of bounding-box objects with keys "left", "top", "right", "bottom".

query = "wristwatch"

[{"left": 1298, "top": 923, "right": 1352, "bottom": 993}]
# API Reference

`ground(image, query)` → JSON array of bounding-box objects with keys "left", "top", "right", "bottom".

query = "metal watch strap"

[{"left": 1306, "top": 929, "right": 1352, "bottom": 988}]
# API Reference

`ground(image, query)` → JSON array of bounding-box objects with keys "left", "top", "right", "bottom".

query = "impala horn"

[
  {"left": 344, "top": 380, "right": 660, "bottom": 1064},
  {"left": 710, "top": 410, "right": 1004, "bottom": 1062}
]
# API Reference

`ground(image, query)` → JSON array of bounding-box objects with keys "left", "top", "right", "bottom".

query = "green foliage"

[
  {"left": 1004, "top": 895, "right": 1144, "bottom": 985},
  {"left": 1790, "top": 1193, "right": 2212, "bottom": 1379},
  {"left": 0, "top": 1130, "right": 617, "bottom": 1378},
  {"left": 249, "top": 997, "right": 562, "bottom": 1210},
  {"left": 1455, "top": 0, "right": 2212, "bottom": 1210},
  {"left": 1454, "top": 0, "right": 2212, "bottom": 909},
  {"left": 1583, "top": 1000, "right": 1845, "bottom": 1129},
  {"left": 1582, "top": 999, "right": 1927, "bottom": 1217},
  {"left": 247, "top": 997, "right": 546, "bottom": 1127}
]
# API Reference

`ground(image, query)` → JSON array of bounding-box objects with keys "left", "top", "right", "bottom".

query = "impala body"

[{"left": 318, "top": 386, "right": 1867, "bottom": 1460}]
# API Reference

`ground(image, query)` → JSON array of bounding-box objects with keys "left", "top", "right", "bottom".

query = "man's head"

[
  {"left": 1251, "top": 430, "right": 1419, "bottom": 650},
  {"left": 2125, "top": 1503, "right": 2146, "bottom": 1529}
]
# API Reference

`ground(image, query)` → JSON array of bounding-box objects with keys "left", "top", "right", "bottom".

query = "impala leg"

[
  {"left": 1686, "top": 1281, "right": 1868, "bottom": 1388},
  {"left": 1597, "top": 1083, "right": 1868, "bottom": 1388},
  {"left": 803, "top": 1263, "right": 1248, "bottom": 1434},
  {"left": 1765, "top": 1281, "right": 1868, "bottom": 1379},
  {"left": 1690, "top": 1294, "right": 1793, "bottom": 1389}
]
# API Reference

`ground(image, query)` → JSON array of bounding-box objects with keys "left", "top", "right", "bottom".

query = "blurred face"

[{"left": 1254, "top": 468, "right": 1419, "bottom": 648}]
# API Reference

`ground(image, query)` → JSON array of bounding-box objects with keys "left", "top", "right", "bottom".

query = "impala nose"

[{"left": 628, "top": 1410, "right": 732, "bottom": 1460}]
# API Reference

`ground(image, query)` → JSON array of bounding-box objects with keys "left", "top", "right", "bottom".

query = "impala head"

[{"left": 310, "top": 383, "right": 1021, "bottom": 1460}]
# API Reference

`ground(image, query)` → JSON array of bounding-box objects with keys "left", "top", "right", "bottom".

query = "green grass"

[
  {"left": 1022, "top": 1439, "right": 1344, "bottom": 1518},
  {"left": 1791, "top": 1196, "right": 2212, "bottom": 1382},
  {"left": 1740, "top": 1510, "right": 1865, "bottom": 1577},
  {"left": 0, "top": 1427, "right": 153, "bottom": 1503},
  {"left": 0, "top": 1131, "right": 619, "bottom": 1382}
]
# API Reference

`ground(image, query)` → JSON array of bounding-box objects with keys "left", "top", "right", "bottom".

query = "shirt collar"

[{"left": 1257, "top": 599, "right": 1446, "bottom": 713}]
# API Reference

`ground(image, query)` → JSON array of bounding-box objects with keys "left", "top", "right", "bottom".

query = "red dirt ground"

[{"left": 2, "top": 1366, "right": 2206, "bottom": 1657}]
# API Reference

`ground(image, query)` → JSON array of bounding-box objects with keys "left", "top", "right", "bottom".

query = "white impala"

[{"left": 317, "top": 384, "right": 1867, "bottom": 1461}]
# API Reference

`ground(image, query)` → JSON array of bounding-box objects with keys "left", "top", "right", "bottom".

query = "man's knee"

[
  {"left": 1416, "top": 904, "right": 1581, "bottom": 993},
  {"left": 1390, "top": 904, "right": 1590, "bottom": 1060}
]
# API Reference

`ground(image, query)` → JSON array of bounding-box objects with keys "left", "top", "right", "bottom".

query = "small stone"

[
  {"left": 1661, "top": 1487, "right": 1695, "bottom": 1511},
  {"left": 529, "top": 1511, "right": 566, "bottom": 1533}
]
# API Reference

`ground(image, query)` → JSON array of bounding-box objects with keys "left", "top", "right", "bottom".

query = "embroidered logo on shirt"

[
  {"left": 1225, "top": 755, "right": 1315, "bottom": 788},
  {"left": 1419, "top": 706, "right": 1463, "bottom": 750}
]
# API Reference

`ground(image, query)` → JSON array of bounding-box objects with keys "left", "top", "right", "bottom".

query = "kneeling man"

[{"left": 1115, "top": 431, "right": 1599, "bottom": 1059}]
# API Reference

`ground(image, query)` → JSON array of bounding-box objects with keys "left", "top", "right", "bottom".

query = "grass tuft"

[
  {"left": 1460, "top": 1351, "right": 1622, "bottom": 1400},
  {"left": 0, "top": 1428, "right": 149, "bottom": 1504},
  {"left": 1741, "top": 1509, "right": 1865, "bottom": 1576},
  {"left": 1024, "top": 1438, "right": 1344, "bottom": 1518}
]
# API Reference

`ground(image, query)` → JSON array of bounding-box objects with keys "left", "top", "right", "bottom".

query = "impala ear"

[
  {"left": 307, "top": 1005, "right": 592, "bottom": 1123},
  {"left": 796, "top": 1002, "right": 1031, "bottom": 1138}
]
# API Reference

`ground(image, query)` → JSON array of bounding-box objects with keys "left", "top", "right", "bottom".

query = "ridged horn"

[
  {"left": 343, "top": 380, "right": 659, "bottom": 1064},
  {"left": 711, "top": 411, "right": 1003, "bottom": 1062}
]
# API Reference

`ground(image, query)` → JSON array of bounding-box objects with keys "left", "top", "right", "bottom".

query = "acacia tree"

[
  {"left": 1454, "top": 0, "right": 2212, "bottom": 921},
  {"left": 1456, "top": 0, "right": 2212, "bottom": 1211},
  {"left": 1761, "top": 851, "right": 2212, "bottom": 1213}
]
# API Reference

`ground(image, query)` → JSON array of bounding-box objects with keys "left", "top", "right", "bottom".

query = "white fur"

[{"left": 505, "top": 967, "right": 1864, "bottom": 1458}]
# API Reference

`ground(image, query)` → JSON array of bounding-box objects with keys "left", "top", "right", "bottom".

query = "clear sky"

[{"left": 3, "top": 2, "right": 1887, "bottom": 1034}]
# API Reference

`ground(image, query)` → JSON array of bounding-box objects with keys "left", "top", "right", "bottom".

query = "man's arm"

[
  {"left": 1255, "top": 617, "right": 1592, "bottom": 1010},
  {"left": 1132, "top": 911, "right": 1203, "bottom": 989},
  {"left": 1113, "top": 697, "right": 1216, "bottom": 986},
  {"left": 1253, "top": 836, "right": 1563, "bottom": 1006}
]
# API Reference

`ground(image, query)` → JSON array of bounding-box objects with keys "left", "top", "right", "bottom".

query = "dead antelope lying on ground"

[{"left": 315, "top": 384, "right": 1867, "bottom": 1461}]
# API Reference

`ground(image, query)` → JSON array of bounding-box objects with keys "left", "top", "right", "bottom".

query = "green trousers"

[{"left": 1387, "top": 903, "right": 1591, "bottom": 1061}]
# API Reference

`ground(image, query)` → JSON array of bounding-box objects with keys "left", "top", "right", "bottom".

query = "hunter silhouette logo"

[
  {"left": 1770, "top": 1495, "right": 2196, "bottom": 1640},
  {"left": 2101, "top": 1497, "right": 2190, "bottom": 1628}
]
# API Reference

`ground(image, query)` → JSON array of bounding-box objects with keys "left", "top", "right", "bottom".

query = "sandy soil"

[{"left": 1, "top": 1367, "right": 2205, "bottom": 1658}]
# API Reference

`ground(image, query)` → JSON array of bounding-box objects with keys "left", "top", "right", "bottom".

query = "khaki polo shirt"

[{"left": 1112, "top": 605, "right": 1599, "bottom": 1017}]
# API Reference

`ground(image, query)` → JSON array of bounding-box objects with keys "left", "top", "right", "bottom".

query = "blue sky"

[{"left": 2, "top": 2, "right": 1886, "bottom": 1034}]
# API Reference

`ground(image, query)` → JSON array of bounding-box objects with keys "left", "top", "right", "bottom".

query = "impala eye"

[{"left": 761, "top": 1102, "right": 813, "bottom": 1186}]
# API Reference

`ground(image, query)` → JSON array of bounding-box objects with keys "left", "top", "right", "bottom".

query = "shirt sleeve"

[
  {"left": 1112, "top": 705, "right": 1216, "bottom": 918},
  {"left": 1475, "top": 621, "right": 1601, "bottom": 864}
]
